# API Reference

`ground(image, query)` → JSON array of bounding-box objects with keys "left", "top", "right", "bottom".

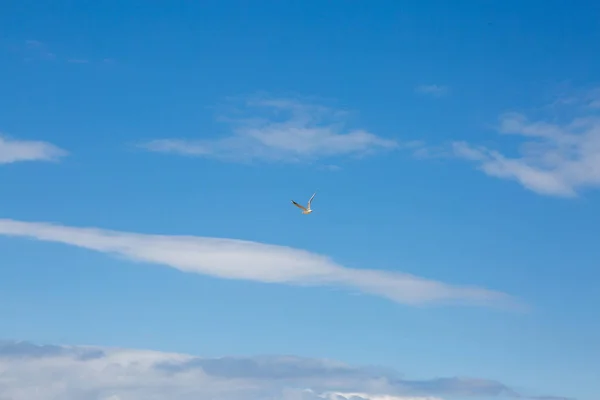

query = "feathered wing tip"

[
  {"left": 291, "top": 200, "right": 307, "bottom": 211},
  {"left": 308, "top": 192, "right": 316, "bottom": 207}
]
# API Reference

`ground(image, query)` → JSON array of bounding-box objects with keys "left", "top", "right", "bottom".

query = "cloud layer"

[
  {"left": 0, "top": 134, "right": 67, "bottom": 164},
  {"left": 449, "top": 88, "right": 600, "bottom": 197},
  {"left": 0, "top": 218, "right": 519, "bottom": 309},
  {"left": 139, "top": 96, "right": 397, "bottom": 163},
  {"left": 0, "top": 340, "right": 570, "bottom": 400}
]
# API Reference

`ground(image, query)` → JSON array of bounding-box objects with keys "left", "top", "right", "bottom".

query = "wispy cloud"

[
  {"left": 22, "top": 39, "right": 56, "bottom": 61},
  {"left": 0, "top": 340, "right": 572, "bottom": 400},
  {"left": 11, "top": 39, "right": 112, "bottom": 65},
  {"left": 407, "top": 87, "right": 600, "bottom": 197},
  {"left": 24, "top": 39, "right": 43, "bottom": 47},
  {"left": 541, "top": 86, "right": 600, "bottom": 112},
  {"left": 139, "top": 96, "right": 398, "bottom": 163},
  {"left": 451, "top": 108, "right": 600, "bottom": 197},
  {"left": 0, "top": 134, "right": 68, "bottom": 164},
  {"left": 67, "top": 58, "right": 90, "bottom": 64},
  {"left": 582, "top": 87, "right": 600, "bottom": 110},
  {"left": 415, "top": 85, "right": 449, "bottom": 98},
  {"left": 0, "top": 218, "right": 520, "bottom": 309}
]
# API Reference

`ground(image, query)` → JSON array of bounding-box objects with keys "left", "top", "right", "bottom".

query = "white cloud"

[
  {"left": 415, "top": 85, "right": 448, "bottom": 98},
  {"left": 451, "top": 111, "right": 600, "bottom": 197},
  {"left": 0, "top": 218, "right": 520, "bottom": 309},
  {"left": 0, "top": 134, "right": 67, "bottom": 164},
  {"left": 139, "top": 96, "right": 398, "bottom": 163},
  {"left": 0, "top": 341, "right": 569, "bottom": 400},
  {"left": 320, "top": 392, "right": 442, "bottom": 400}
]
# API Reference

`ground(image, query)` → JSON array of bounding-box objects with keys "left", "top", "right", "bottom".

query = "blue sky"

[{"left": 0, "top": 1, "right": 599, "bottom": 399}]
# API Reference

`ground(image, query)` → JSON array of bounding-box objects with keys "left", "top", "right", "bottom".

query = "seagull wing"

[
  {"left": 307, "top": 192, "right": 316, "bottom": 208},
  {"left": 291, "top": 200, "right": 308, "bottom": 211}
]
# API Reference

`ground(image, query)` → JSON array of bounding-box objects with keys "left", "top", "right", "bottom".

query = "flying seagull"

[{"left": 291, "top": 192, "right": 316, "bottom": 214}]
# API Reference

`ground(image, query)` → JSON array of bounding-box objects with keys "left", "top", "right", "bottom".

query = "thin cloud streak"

[
  {"left": 0, "top": 218, "right": 521, "bottom": 309},
  {"left": 139, "top": 96, "right": 398, "bottom": 163},
  {"left": 5, "top": 39, "right": 114, "bottom": 65},
  {"left": 67, "top": 58, "right": 90, "bottom": 64},
  {"left": 0, "top": 134, "right": 68, "bottom": 164},
  {"left": 415, "top": 85, "right": 449, "bottom": 97}
]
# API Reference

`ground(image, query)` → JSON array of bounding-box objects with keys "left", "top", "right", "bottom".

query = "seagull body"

[{"left": 291, "top": 193, "right": 316, "bottom": 214}]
